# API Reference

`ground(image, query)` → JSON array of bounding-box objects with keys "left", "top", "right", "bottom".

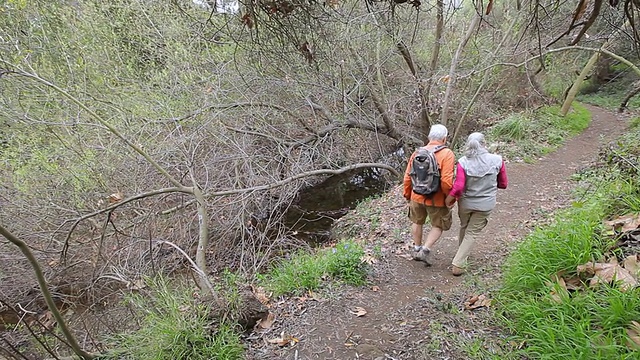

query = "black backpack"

[{"left": 409, "top": 145, "right": 446, "bottom": 197}]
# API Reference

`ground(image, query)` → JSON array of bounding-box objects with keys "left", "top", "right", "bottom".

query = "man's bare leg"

[
  {"left": 423, "top": 227, "right": 443, "bottom": 251},
  {"left": 411, "top": 223, "right": 423, "bottom": 248}
]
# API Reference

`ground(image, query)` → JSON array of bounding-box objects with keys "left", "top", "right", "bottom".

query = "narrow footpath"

[{"left": 246, "top": 105, "right": 629, "bottom": 360}]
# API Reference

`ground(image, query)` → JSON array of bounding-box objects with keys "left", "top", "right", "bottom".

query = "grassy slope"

[{"left": 497, "top": 115, "right": 640, "bottom": 359}]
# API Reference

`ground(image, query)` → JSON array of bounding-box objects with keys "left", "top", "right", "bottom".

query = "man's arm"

[
  {"left": 403, "top": 152, "right": 415, "bottom": 200},
  {"left": 439, "top": 150, "right": 455, "bottom": 194}
]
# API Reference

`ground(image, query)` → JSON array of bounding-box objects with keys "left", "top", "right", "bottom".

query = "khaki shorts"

[{"left": 408, "top": 201, "right": 452, "bottom": 230}]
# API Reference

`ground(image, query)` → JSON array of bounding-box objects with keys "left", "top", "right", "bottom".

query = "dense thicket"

[{"left": 0, "top": 0, "right": 638, "bottom": 357}]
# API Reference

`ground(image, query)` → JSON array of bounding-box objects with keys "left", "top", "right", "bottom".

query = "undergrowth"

[
  {"left": 577, "top": 68, "right": 640, "bottom": 111},
  {"left": 259, "top": 239, "right": 369, "bottom": 297},
  {"left": 102, "top": 277, "right": 244, "bottom": 360},
  {"left": 496, "top": 121, "right": 640, "bottom": 359},
  {"left": 489, "top": 103, "right": 591, "bottom": 163}
]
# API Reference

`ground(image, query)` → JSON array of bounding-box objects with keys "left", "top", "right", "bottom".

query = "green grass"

[
  {"left": 497, "top": 137, "right": 640, "bottom": 360},
  {"left": 490, "top": 113, "right": 530, "bottom": 141},
  {"left": 260, "top": 239, "right": 369, "bottom": 297},
  {"left": 488, "top": 103, "right": 591, "bottom": 162},
  {"left": 577, "top": 66, "right": 640, "bottom": 111},
  {"left": 103, "top": 277, "right": 244, "bottom": 360}
]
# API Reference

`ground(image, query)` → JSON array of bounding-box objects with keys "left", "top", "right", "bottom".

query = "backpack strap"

[{"left": 431, "top": 145, "right": 447, "bottom": 153}]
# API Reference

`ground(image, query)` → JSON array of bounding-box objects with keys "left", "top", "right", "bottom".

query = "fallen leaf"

[
  {"left": 361, "top": 254, "right": 377, "bottom": 265},
  {"left": 38, "top": 311, "right": 56, "bottom": 330},
  {"left": 464, "top": 294, "right": 492, "bottom": 310},
  {"left": 108, "top": 192, "right": 123, "bottom": 204},
  {"left": 268, "top": 332, "right": 299, "bottom": 347},
  {"left": 551, "top": 271, "right": 583, "bottom": 291},
  {"left": 257, "top": 312, "right": 275, "bottom": 329},
  {"left": 251, "top": 285, "right": 270, "bottom": 305},
  {"left": 626, "top": 321, "right": 640, "bottom": 350},
  {"left": 577, "top": 261, "right": 638, "bottom": 291},
  {"left": 623, "top": 255, "right": 640, "bottom": 276},
  {"left": 350, "top": 306, "right": 367, "bottom": 317},
  {"left": 548, "top": 278, "right": 569, "bottom": 304},
  {"left": 128, "top": 278, "right": 146, "bottom": 291},
  {"left": 603, "top": 214, "right": 640, "bottom": 233}
]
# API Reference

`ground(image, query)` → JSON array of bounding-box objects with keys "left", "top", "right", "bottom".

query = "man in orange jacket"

[{"left": 403, "top": 124, "right": 456, "bottom": 265}]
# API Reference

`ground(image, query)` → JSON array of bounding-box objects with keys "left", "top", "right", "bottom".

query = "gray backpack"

[{"left": 409, "top": 145, "right": 446, "bottom": 197}]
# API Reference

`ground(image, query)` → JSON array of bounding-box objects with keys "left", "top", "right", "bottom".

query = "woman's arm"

[{"left": 497, "top": 160, "right": 508, "bottom": 189}]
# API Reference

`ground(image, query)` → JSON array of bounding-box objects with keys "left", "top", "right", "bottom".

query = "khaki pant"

[
  {"left": 408, "top": 201, "right": 452, "bottom": 230},
  {"left": 452, "top": 207, "right": 491, "bottom": 268}
]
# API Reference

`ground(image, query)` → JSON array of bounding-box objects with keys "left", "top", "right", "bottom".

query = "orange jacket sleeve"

[
  {"left": 439, "top": 149, "right": 455, "bottom": 194},
  {"left": 403, "top": 151, "right": 416, "bottom": 200}
]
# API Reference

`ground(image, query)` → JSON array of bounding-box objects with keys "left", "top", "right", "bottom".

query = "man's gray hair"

[
  {"left": 428, "top": 124, "right": 448, "bottom": 141},
  {"left": 465, "top": 132, "right": 487, "bottom": 158}
]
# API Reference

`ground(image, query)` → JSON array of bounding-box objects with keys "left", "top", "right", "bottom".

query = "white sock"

[{"left": 413, "top": 245, "right": 422, "bottom": 251}]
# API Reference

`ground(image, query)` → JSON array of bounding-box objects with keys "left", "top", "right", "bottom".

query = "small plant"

[
  {"left": 260, "top": 240, "right": 369, "bottom": 296},
  {"left": 489, "top": 113, "right": 529, "bottom": 141},
  {"left": 103, "top": 277, "right": 243, "bottom": 360},
  {"left": 260, "top": 251, "right": 325, "bottom": 296},
  {"left": 325, "top": 240, "right": 368, "bottom": 286}
]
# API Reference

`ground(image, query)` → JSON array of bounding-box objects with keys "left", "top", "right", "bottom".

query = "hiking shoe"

[
  {"left": 411, "top": 247, "right": 423, "bottom": 261},
  {"left": 451, "top": 265, "right": 465, "bottom": 276},
  {"left": 416, "top": 248, "right": 432, "bottom": 266}
]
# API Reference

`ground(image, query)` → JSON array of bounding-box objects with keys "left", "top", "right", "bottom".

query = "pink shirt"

[{"left": 449, "top": 161, "right": 508, "bottom": 199}]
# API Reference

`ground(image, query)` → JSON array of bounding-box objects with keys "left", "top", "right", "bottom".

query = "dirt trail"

[{"left": 246, "top": 105, "right": 629, "bottom": 360}]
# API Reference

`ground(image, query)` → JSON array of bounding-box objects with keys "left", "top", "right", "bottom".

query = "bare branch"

[
  {"left": 60, "top": 187, "right": 188, "bottom": 262},
  {"left": 441, "top": 9, "right": 482, "bottom": 126},
  {"left": 397, "top": 41, "right": 430, "bottom": 131},
  {"left": 569, "top": 0, "right": 603, "bottom": 45},
  {"left": 157, "top": 240, "right": 220, "bottom": 304},
  {"left": 619, "top": 84, "right": 640, "bottom": 112},
  {"left": 479, "top": 46, "right": 640, "bottom": 78},
  {"left": 0, "top": 224, "right": 96, "bottom": 360},
  {"left": 0, "top": 59, "right": 186, "bottom": 189},
  {"left": 173, "top": 101, "right": 315, "bottom": 133},
  {"left": 349, "top": 46, "right": 402, "bottom": 141},
  {"left": 161, "top": 163, "right": 401, "bottom": 214}
]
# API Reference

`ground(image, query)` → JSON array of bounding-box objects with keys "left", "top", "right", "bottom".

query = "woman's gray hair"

[
  {"left": 428, "top": 124, "right": 448, "bottom": 141},
  {"left": 465, "top": 132, "right": 487, "bottom": 158}
]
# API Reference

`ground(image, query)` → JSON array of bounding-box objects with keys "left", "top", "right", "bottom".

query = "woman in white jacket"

[{"left": 445, "top": 132, "right": 508, "bottom": 276}]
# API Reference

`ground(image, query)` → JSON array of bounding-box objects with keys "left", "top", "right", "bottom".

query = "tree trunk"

[
  {"left": 619, "top": 85, "right": 640, "bottom": 113},
  {"left": 450, "top": 17, "right": 519, "bottom": 148},
  {"left": 422, "top": 0, "right": 443, "bottom": 133},
  {"left": 397, "top": 41, "right": 430, "bottom": 141},
  {"left": 440, "top": 9, "right": 482, "bottom": 126},
  {"left": 560, "top": 51, "right": 600, "bottom": 116}
]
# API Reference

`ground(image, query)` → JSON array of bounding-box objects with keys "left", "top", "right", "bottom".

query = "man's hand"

[{"left": 445, "top": 195, "right": 456, "bottom": 208}]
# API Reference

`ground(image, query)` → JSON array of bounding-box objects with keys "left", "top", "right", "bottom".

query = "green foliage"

[
  {"left": 325, "top": 239, "right": 367, "bottom": 286},
  {"left": 489, "top": 103, "right": 591, "bottom": 162},
  {"left": 498, "top": 124, "right": 640, "bottom": 358},
  {"left": 577, "top": 67, "right": 640, "bottom": 111},
  {"left": 490, "top": 113, "right": 530, "bottom": 141},
  {"left": 539, "top": 53, "right": 583, "bottom": 100},
  {"left": 259, "top": 250, "right": 326, "bottom": 296},
  {"left": 103, "top": 277, "right": 243, "bottom": 360},
  {"left": 260, "top": 240, "right": 369, "bottom": 296}
]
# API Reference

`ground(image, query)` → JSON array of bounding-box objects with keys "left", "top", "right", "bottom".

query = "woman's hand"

[{"left": 445, "top": 195, "right": 457, "bottom": 208}]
